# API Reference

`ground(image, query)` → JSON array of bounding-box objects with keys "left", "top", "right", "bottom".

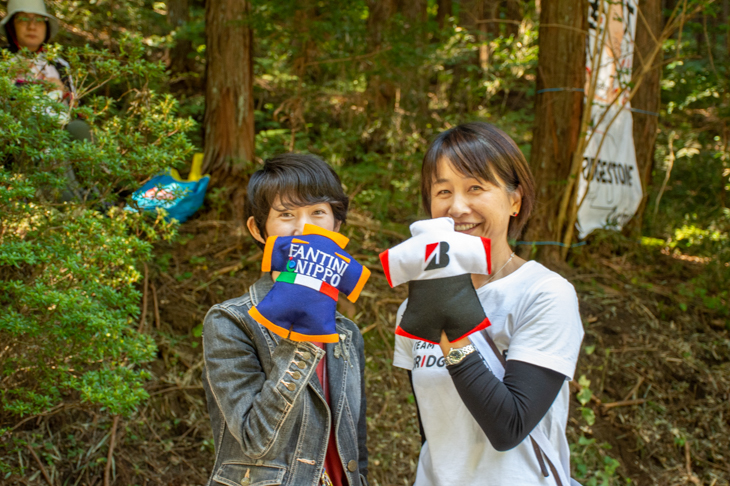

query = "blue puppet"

[{"left": 249, "top": 224, "right": 371, "bottom": 343}]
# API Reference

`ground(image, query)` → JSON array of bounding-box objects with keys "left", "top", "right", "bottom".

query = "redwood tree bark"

[
  {"left": 624, "top": 0, "right": 663, "bottom": 235},
  {"left": 203, "top": 0, "right": 255, "bottom": 217},
  {"left": 522, "top": 1, "right": 587, "bottom": 263}
]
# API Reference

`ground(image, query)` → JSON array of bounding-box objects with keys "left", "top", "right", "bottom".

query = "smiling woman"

[{"left": 392, "top": 122, "right": 584, "bottom": 486}]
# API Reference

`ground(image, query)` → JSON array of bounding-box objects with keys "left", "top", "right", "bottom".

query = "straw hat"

[{"left": 1, "top": 0, "right": 60, "bottom": 42}]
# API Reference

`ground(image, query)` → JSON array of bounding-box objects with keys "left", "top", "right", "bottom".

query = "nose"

[
  {"left": 448, "top": 193, "right": 470, "bottom": 218},
  {"left": 293, "top": 216, "right": 313, "bottom": 236}
]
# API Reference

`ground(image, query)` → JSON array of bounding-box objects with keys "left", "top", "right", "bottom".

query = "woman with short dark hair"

[{"left": 393, "top": 122, "right": 584, "bottom": 485}]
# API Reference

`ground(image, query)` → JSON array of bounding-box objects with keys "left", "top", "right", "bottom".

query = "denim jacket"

[{"left": 202, "top": 274, "right": 368, "bottom": 486}]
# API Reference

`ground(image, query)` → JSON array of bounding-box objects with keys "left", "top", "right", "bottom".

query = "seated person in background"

[
  {"left": 2, "top": 0, "right": 90, "bottom": 142},
  {"left": 2, "top": 0, "right": 93, "bottom": 202}
]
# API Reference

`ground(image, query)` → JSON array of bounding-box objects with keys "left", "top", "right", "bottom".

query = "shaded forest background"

[{"left": 1, "top": 0, "right": 730, "bottom": 485}]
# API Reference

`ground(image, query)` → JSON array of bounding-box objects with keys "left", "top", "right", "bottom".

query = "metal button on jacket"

[
  {"left": 300, "top": 351, "right": 311, "bottom": 360},
  {"left": 290, "top": 371, "right": 302, "bottom": 380},
  {"left": 296, "top": 361, "right": 306, "bottom": 369},
  {"left": 347, "top": 460, "right": 357, "bottom": 472},
  {"left": 283, "top": 382, "right": 295, "bottom": 391}
]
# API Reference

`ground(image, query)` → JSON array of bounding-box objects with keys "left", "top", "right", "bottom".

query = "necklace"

[{"left": 485, "top": 251, "right": 516, "bottom": 284}]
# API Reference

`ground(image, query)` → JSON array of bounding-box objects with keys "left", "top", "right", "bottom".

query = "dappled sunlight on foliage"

[
  {"left": 2, "top": 0, "right": 730, "bottom": 484},
  {"left": 0, "top": 38, "right": 196, "bottom": 476}
]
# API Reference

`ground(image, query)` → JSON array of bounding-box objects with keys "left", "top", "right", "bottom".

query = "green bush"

[{"left": 0, "top": 39, "right": 195, "bottom": 423}]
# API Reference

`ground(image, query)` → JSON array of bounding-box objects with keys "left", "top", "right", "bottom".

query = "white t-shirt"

[{"left": 393, "top": 261, "right": 584, "bottom": 486}]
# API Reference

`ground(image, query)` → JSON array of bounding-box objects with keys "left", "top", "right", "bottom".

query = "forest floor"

[{"left": 7, "top": 211, "right": 730, "bottom": 486}]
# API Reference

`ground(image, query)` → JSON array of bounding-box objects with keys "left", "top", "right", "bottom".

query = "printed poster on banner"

[{"left": 576, "top": 0, "right": 643, "bottom": 239}]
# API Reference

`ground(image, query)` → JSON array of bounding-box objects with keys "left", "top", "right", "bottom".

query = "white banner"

[{"left": 577, "top": 0, "right": 643, "bottom": 239}]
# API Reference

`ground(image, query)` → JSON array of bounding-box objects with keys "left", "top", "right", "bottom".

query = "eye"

[
  {"left": 312, "top": 206, "right": 330, "bottom": 215},
  {"left": 469, "top": 185, "right": 485, "bottom": 192},
  {"left": 434, "top": 188, "right": 451, "bottom": 196}
]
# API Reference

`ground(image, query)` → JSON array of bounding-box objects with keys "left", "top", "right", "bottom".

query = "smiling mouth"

[{"left": 454, "top": 222, "right": 480, "bottom": 232}]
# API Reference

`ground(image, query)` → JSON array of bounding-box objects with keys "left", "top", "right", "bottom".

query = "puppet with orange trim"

[{"left": 249, "top": 224, "right": 371, "bottom": 343}]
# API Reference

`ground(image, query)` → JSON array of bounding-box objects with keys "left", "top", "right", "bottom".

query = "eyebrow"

[{"left": 433, "top": 174, "right": 480, "bottom": 184}]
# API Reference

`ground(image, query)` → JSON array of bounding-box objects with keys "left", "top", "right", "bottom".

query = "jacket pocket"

[{"left": 213, "top": 463, "right": 286, "bottom": 486}]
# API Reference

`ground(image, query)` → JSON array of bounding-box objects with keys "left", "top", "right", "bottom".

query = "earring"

[{"left": 512, "top": 212, "right": 518, "bottom": 217}]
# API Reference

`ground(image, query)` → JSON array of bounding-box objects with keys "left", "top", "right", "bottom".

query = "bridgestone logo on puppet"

[{"left": 424, "top": 242, "right": 450, "bottom": 270}]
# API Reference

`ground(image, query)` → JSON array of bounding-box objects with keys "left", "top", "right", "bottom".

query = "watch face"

[{"left": 448, "top": 349, "right": 462, "bottom": 362}]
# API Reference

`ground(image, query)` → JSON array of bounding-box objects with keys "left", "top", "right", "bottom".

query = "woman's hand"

[{"left": 438, "top": 331, "right": 471, "bottom": 358}]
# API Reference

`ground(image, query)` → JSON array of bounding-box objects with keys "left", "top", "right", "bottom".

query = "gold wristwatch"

[{"left": 444, "top": 344, "right": 476, "bottom": 366}]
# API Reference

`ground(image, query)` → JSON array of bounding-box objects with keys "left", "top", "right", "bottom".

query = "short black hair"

[
  {"left": 246, "top": 153, "right": 349, "bottom": 247},
  {"left": 421, "top": 122, "right": 536, "bottom": 240}
]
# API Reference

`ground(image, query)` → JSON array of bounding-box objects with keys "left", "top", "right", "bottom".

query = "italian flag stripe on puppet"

[{"left": 277, "top": 272, "right": 340, "bottom": 301}]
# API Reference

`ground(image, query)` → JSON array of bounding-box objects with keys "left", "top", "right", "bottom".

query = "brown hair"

[
  {"left": 421, "top": 122, "right": 535, "bottom": 240},
  {"left": 245, "top": 153, "right": 349, "bottom": 248}
]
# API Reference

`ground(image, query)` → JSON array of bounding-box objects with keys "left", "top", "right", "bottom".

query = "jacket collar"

[{"left": 249, "top": 272, "right": 275, "bottom": 306}]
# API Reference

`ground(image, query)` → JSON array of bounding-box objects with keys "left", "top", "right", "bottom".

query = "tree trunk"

[
  {"left": 203, "top": 0, "right": 255, "bottom": 219},
  {"left": 522, "top": 0, "right": 587, "bottom": 264},
  {"left": 397, "top": 0, "right": 428, "bottom": 26},
  {"left": 504, "top": 0, "right": 523, "bottom": 38},
  {"left": 479, "top": 0, "right": 500, "bottom": 71},
  {"left": 365, "top": 0, "right": 398, "bottom": 111},
  {"left": 623, "top": 0, "right": 663, "bottom": 236},
  {"left": 437, "top": 0, "right": 453, "bottom": 30},
  {"left": 726, "top": 0, "right": 730, "bottom": 58},
  {"left": 450, "top": 0, "right": 484, "bottom": 111},
  {"left": 396, "top": 0, "right": 429, "bottom": 115},
  {"left": 168, "top": 0, "right": 195, "bottom": 90}
]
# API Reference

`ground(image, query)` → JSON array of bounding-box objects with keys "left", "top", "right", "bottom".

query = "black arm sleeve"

[
  {"left": 447, "top": 353, "right": 566, "bottom": 452},
  {"left": 407, "top": 370, "right": 427, "bottom": 446}
]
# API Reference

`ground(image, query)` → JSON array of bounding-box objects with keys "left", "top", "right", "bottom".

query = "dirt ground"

[{"left": 5, "top": 213, "right": 730, "bottom": 485}]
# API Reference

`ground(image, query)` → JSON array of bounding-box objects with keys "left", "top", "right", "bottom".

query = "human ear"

[
  {"left": 510, "top": 185, "right": 523, "bottom": 216},
  {"left": 333, "top": 220, "right": 342, "bottom": 233},
  {"left": 246, "top": 216, "right": 267, "bottom": 245}
]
